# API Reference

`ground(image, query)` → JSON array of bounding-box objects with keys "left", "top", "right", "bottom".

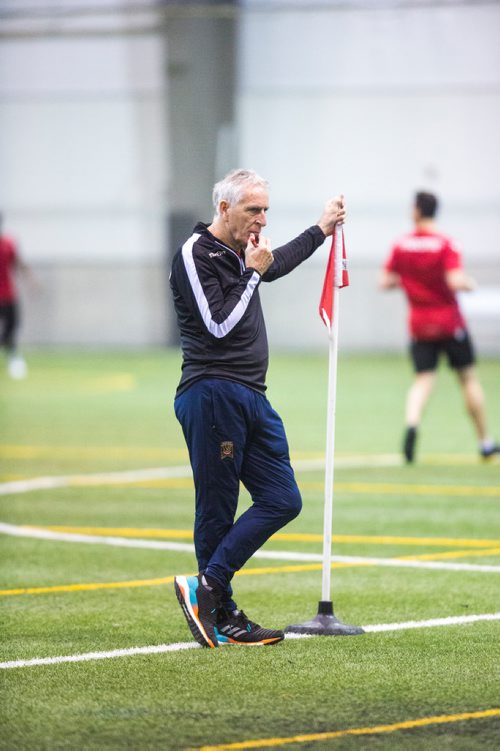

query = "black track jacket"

[{"left": 170, "top": 222, "right": 326, "bottom": 395}]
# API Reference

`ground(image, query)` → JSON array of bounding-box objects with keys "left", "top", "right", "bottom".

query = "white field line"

[
  {"left": 0, "top": 456, "right": 405, "bottom": 496},
  {"left": 1, "top": 522, "right": 500, "bottom": 573},
  {"left": 1, "top": 612, "right": 499, "bottom": 670},
  {"left": 2, "top": 451, "right": 494, "bottom": 497},
  {"left": 0, "top": 465, "right": 193, "bottom": 496},
  {"left": 0, "top": 522, "right": 196, "bottom": 553}
]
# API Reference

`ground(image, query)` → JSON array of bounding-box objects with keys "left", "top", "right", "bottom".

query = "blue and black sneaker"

[
  {"left": 215, "top": 608, "right": 284, "bottom": 646},
  {"left": 174, "top": 574, "right": 220, "bottom": 648}
]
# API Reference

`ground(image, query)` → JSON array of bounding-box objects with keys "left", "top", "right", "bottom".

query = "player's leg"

[
  {"left": 208, "top": 394, "right": 301, "bottom": 580},
  {"left": 0, "top": 303, "right": 7, "bottom": 352},
  {"left": 175, "top": 381, "right": 244, "bottom": 585},
  {"left": 446, "top": 331, "right": 499, "bottom": 458},
  {"left": 3, "top": 302, "right": 26, "bottom": 379},
  {"left": 405, "top": 371, "right": 437, "bottom": 427},
  {"left": 173, "top": 379, "right": 248, "bottom": 646},
  {"left": 456, "top": 366, "right": 488, "bottom": 439},
  {"left": 207, "top": 392, "right": 299, "bottom": 645},
  {"left": 403, "top": 340, "right": 438, "bottom": 462}
]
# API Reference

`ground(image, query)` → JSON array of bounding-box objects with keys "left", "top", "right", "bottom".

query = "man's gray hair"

[{"left": 212, "top": 169, "right": 268, "bottom": 218}]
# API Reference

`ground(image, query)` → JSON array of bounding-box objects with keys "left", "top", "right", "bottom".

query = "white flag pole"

[
  {"left": 285, "top": 222, "right": 363, "bottom": 636},
  {"left": 321, "top": 224, "right": 342, "bottom": 603}
]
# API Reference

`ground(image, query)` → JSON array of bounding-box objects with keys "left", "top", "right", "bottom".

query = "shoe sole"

[
  {"left": 215, "top": 629, "right": 284, "bottom": 646},
  {"left": 174, "top": 576, "right": 218, "bottom": 648}
]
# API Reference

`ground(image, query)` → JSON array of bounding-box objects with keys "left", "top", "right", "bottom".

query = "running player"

[{"left": 380, "top": 191, "right": 499, "bottom": 463}]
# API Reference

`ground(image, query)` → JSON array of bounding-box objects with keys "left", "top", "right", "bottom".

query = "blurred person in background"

[
  {"left": 170, "top": 168, "right": 346, "bottom": 648},
  {"left": 379, "top": 191, "right": 499, "bottom": 463},
  {"left": 0, "top": 213, "right": 29, "bottom": 379}
]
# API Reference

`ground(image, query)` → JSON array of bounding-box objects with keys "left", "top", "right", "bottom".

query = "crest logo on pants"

[{"left": 220, "top": 441, "right": 234, "bottom": 460}]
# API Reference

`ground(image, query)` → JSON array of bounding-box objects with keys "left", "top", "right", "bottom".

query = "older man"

[{"left": 170, "top": 169, "right": 345, "bottom": 647}]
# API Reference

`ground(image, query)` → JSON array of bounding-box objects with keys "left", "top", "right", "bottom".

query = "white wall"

[
  {"left": 237, "top": 2, "right": 500, "bottom": 353},
  {"left": 0, "top": 5, "right": 169, "bottom": 345},
  {"left": 1, "top": 1, "right": 499, "bottom": 352}
]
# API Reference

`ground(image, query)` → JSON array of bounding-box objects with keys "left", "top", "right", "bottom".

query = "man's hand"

[
  {"left": 245, "top": 233, "right": 274, "bottom": 275},
  {"left": 317, "top": 195, "right": 347, "bottom": 237}
]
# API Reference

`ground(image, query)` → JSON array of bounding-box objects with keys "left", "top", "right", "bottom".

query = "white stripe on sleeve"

[{"left": 182, "top": 234, "right": 260, "bottom": 339}]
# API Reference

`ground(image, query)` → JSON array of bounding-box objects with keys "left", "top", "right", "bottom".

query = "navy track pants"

[{"left": 174, "top": 378, "right": 302, "bottom": 609}]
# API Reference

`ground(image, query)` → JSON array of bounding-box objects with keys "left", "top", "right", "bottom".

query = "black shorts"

[{"left": 410, "top": 330, "right": 476, "bottom": 373}]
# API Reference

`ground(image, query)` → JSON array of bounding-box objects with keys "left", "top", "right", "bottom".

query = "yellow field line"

[
  {"left": 0, "top": 562, "right": 355, "bottom": 597},
  {"left": 1, "top": 446, "right": 491, "bottom": 466},
  {"left": 308, "top": 533, "right": 500, "bottom": 548},
  {"left": 303, "top": 481, "right": 500, "bottom": 497},
  {"left": 187, "top": 708, "right": 500, "bottom": 751},
  {"left": 28, "top": 527, "right": 500, "bottom": 548},
  {"left": 0, "top": 445, "right": 189, "bottom": 460},
  {"left": 3, "top": 527, "right": 497, "bottom": 599},
  {"left": 3, "top": 540, "right": 500, "bottom": 598},
  {"left": 0, "top": 447, "right": 319, "bottom": 460},
  {"left": 235, "top": 562, "right": 358, "bottom": 577},
  {"left": 43, "top": 477, "right": 499, "bottom": 496},
  {"left": 0, "top": 575, "right": 177, "bottom": 597},
  {"left": 5, "top": 540, "right": 500, "bottom": 598},
  {"left": 106, "top": 479, "right": 194, "bottom": 489}
]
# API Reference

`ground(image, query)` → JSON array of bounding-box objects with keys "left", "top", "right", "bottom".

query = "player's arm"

[
  {"left": 316, "top": 195, "right": 347, "bottom": 237},
  {"left": 445, "top": 268, "right": 476, "bottom": 292},
  {"left": 444, "top": 239, "right": 476, "bottom": 292},
  {"left": 379, "top": 244, "right": 400, "bottom": 290},
  {"left": 15, "top": 254, "right": 32, "bottom": 278},
  {"left": 262, "top": 195, "right": 346, "bottom": 282},
  {"left": 178, "top": 246, "right": 261, "bottom": 341},
  {"left": 378, "top": 269, "right": 400, "bottom": 289}
]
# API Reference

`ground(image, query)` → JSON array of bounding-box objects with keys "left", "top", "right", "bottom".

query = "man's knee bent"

[
  {"left": 279, "top": 485, "right": 302, "bottom": 522},
  {"left": 255, "top": 483, "right": 302, "bottom": 525}
]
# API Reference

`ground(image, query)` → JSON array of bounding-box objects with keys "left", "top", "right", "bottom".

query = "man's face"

[{"left": 221, "top": 187, "right": 269, "bottom": 250}]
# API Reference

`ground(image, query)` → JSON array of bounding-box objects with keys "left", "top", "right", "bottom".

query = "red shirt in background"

[
  {"left": 385, "top": 230, "right": 466, "bottom": 341},
  {"left": 0, "top": 235, "right": 18, "bottom": 303}
]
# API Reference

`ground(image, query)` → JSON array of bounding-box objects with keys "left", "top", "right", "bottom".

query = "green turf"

[{"left": 1, "top": 349, "right": 499, "bottom": 750}]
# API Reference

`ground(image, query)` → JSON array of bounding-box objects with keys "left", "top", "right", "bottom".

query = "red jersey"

[
  {"left": 385, "top": 229, "right": 466, "bottom": 341},
  {"left": 0, "top": 235, "right": 18, "bottom": 303}
]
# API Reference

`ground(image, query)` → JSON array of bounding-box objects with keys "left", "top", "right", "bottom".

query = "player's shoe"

[
  {"left": 7, "top": 355, "right": 27, "bottom": 380},
  {"left": 480, "top": 443, "right": 500, "bottom": 460},
  {"left": 403, "top": 426, "right": 417, "bottom": 463},
  {"left": 174, "top": 574, "right": 220, "bottom": 648},
  {"left": 215, "top": 608, "right": 284, "bottom": 646}
]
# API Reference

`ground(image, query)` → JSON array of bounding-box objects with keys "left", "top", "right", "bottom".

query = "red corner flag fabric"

[{"left": 319, "top": 226, "right": 349, "bottom": 329}]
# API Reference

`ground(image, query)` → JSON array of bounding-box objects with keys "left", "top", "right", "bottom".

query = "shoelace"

[
  {"left": 217, "top": 608, "right": 258, "bottom": 630},
  {"left": 232, "top": 610, "right": 260, "bottom": 631}
]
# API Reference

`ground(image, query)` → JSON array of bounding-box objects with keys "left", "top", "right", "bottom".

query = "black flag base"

[{"left": 285, "top": 600, "right": 364, "bottom": 636}]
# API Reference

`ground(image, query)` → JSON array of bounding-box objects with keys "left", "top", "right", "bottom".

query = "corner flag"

[
  {"left": 319, "top": 225, "right": 349, "bottom": 330},
  {"left": 286, "top": 222, "right": 363, "bottom": 637}
]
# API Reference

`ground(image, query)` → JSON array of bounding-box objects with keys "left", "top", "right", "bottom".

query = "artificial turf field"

[{"left": 1, "top": 349, "right": 499, "bottom": 750}]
